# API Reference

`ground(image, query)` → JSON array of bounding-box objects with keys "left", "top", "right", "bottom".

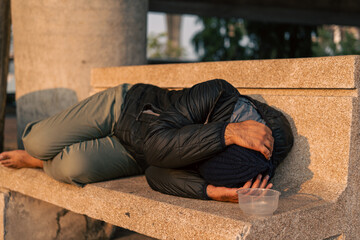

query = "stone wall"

[{"left": 0, "top": 190, "right": 113, "bottom": 240}]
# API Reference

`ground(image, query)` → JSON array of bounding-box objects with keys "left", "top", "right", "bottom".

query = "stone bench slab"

[
  {"left": 3, "top": 56, "right": 360, "bottom": 239},
  {"left": 0, "top": 167, "right": 342, "bottom": 239}
]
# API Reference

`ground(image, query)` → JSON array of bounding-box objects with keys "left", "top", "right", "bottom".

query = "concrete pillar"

[
  {"left": 0, "top": 0, "right": 11, "bottom": 152},
  {"left": 11, "top": 0, "right": 148, "bottom": 147}
]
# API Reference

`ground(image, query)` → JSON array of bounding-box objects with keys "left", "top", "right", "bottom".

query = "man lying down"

[{"left": 0, "top": 79, "right": 293, "bottom": 202}]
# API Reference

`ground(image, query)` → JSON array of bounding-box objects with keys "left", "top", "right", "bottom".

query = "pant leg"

[
  {"left": 43, "top": 135, "right": 143, "bottom": 186},
  {"left": 22, "top": 84, "right": 131, "bottom": 160},
  {"left": 22, "top": 84, "right": 142, "bottom": 185}
]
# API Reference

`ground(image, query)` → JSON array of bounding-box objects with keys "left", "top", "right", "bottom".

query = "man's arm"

[
  {"left": 145, "top": 166, "right": 272, "bottom": 202},
  {"left": 144, "top": 79, "right": 274, "bottom": 168},
  {"left": 145, "top": 166, "right": 210, "bottom": 200},
  {"left": 206, "top": 174, "right": 273, "bottom": 202},
  {"left": 225, "top": 120, "right": 274, "bottom": 160},
  {"left": 144, "top": 79, "right": 238, "bottom": 168},
  {"left": 145, "top": 118, "right": 274, "bottom": 169}
]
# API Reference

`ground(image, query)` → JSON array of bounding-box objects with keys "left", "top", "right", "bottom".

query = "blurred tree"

[
  {"left": 192, "top": 17, "right": 360, "bottom": 61},
  {"left": 312, "top": 26, "right": 337, "bottom": 56},
  {"left": 166, "top": 14, "right": 182, "bottom": 59},
  {"left": 341, "top": 31, "right": 360, "bottom": 54},
  {"left": 192, "top": 17, "right": 316, "bottom": 61},
  {"left": 191, "top": 17, "right": 245, "bottom": 61},
  {"left": 312, "top": 26, "right": 360, "bottom": 56},
  {"left": 244, "top": 22, "right": 315, "bottom": 59}
]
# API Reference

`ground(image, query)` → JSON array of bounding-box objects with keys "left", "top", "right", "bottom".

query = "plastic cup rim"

[{"left": 236, "top": 188, "right": 281, "bottom": 196}]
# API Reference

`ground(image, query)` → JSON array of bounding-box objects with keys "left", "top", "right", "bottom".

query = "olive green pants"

[{"left": 22, "top": 84, "right": 143, "bottom": 186}]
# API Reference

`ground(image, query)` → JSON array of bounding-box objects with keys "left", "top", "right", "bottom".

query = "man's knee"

[
  {"left": 43, "top": 149, "right": 91, "bottom": 185},
  {"left": 22, "top": 122, "right": 53, "bottom": 160}
]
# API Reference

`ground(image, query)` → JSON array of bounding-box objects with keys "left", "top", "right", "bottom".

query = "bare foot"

[{"left": 0, "top": 150, "right": 43, "bottom": 169}]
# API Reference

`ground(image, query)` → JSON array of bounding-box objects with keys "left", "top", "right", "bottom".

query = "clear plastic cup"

[{"left": 237, "top": 188, "right": 281, "bottom": 217}]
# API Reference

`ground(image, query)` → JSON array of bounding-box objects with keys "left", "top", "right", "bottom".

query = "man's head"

[{"left": 199, "top": 145, "right": 274, "bottom": 188}]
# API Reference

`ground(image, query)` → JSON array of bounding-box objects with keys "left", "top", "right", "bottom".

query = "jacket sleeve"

[
  {"left": 145, "top": 166, "right": 210, "bottom": 200},
  {"left": 144, "top": 79, "right": 238, "bottom": 168}
]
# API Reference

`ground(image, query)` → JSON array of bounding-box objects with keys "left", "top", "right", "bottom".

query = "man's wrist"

[
  {"left": 224, "top": 123, "right": 234, "bottom": 146},
  {"left": 206, "top": 185, "right": 227, "bottom": 201},
  {"left": 206, "top": 185, "right": 218, "bottom": 200},
  {"left": 206, "top": 184, "right": 236, "bottom": 202}
]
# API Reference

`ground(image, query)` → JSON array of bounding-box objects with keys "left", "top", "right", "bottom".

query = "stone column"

[
  {"left": 0, "top": 0, "right": 11, "bottom": 152},
  {"left": 11, "top": 0, "right": 148, "bottom": 147}
]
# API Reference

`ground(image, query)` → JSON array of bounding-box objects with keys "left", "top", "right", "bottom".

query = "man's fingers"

[
  {"left": 263, "top": 139, "right": 272, "bottom": 150},
  {"left": 241, "top": 179, "right": 254, "bottom": 195},
  {"left": 240, "top": 175, "right": 274, "bottom": 199},
  {"left": 259, "top": 175, "right": 270, "bottom": 188},
  {"left": 251, "top": 174, "right": 262, "bottom": 188},
  {"left": 263, "top": 148, "right": 272, "bottom": 160},
  {"left": 261, "top": 123, "right": 272, "bottom": 139},
  {"left": 263, "top": 135, "right": 274, "bottom": 159},
  {"left": 255, "top": 133, "right": 274, "bottom": 160},
  {"left": 259, "top": 146, "right": 272, "bottom": 160},
  {"left": 242, "top": 178, "right": 253, "bottom": 188},
  {"left": 244, "top": 174, "right": 262, "bottom": 196},
  {"left": 265, "top": 136, "right": 274, "bottom": 151},
  {"left": 262, "top": 125, "right": 274, "bottom": 157},
  {"left": 228, "top": 121, "right": 274, "bottom": 160},
  {"left": 251, "top": 174, "right": 271, "bottom": 189}
]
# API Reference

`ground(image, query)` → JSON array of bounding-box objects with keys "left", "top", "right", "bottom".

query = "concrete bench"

[{"left": 1, "top": 55, "right": 360, "bottom": 239}]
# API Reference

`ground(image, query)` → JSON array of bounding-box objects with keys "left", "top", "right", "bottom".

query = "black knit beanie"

[{"left": 198, "top": 145, "right": 274, "bottom": 188}]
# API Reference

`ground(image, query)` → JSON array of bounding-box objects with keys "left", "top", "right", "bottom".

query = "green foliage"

[
  {"left": 312, "top": 26, "right": 360, "bottom": 56},
  {"left": 192, "top": 17, "right": 316, "bottom": 61},
  {"left": 341, "top": 31, "right": 360, "bottom": 55},
  {"left": 191, "top": 17, "right": 245, "bottom": 61},
  {"left": 192, "top": 17, "right": 360, "bottom": 61},
  {"left": 244, "top": 22, "right": 315, "bottom": 59},
  {"left": 312, "top": 27, "right": 337, "bottom": 56},
  {"left": 147, "top": 32, "right": 186, "bottom": 59}
]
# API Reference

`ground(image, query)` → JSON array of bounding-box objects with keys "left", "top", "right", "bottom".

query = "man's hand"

[
  {"left": 206, "top": 174, "right": 273, "bottom": 203},
  {"left": 225, "top": 120, "right": 274, "bottom": 160}
]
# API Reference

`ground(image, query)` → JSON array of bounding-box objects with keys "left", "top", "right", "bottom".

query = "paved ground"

[{"left": 3, "top": 105, "right": 156, "bottom": 240}]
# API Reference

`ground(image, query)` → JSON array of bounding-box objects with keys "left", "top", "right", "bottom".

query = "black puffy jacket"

[{"left": 114, "top": 79, "right": 294, "bottom": 200}]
